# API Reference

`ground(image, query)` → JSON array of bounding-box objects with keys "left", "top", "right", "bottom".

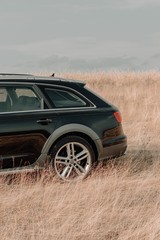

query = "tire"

[{"left": 50, "top": 136, "right": 95, "bottom": 181}]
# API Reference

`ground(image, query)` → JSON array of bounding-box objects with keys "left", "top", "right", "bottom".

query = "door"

[{"left": 0, "top": 84, "right": 56, "bottom": 169}]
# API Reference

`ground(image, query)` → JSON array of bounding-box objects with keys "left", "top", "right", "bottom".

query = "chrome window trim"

[
  {"left": 0, "top": 105, "right": 97, "bottom": 115},
  {"left": 0, "top": 81, "right": 96, "bottom": 113},
  {"left": 37, "top": 83, "right": 95, "bottom": 108}
]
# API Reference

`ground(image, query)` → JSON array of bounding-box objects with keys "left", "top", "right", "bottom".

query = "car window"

[
  {"left": 0, "top": 88, "right": 7, "bottom": 102},
  {"left": 44, "top": 88, "right": 87, "bottom": 108},
  {"left": 0, "top": 88, "right": 11, "bottom": 112},
  {"left": 0, "top": 86, "right": 42, "bottom": 112}
]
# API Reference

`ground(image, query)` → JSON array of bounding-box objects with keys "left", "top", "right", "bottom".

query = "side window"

[
  {"left": 12, "top": 87, "right": 41, "bottom": 111},
  {"left": 0, "top": 86, "right": 42, "bottom": 112},
  {"left": 45, "top": 88, "right": 87, "bottom": 108},
  {"left": 0, "top": 88, "right": 11, "bottom": 112}
]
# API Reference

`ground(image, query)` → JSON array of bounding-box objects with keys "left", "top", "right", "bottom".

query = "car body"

[{"left": 0, "top": 73, "right": 127, "bottom": 181}]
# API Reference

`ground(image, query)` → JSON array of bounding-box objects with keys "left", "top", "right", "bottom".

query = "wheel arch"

[
  {"left": 50, "top": 132, "right": 99, "bottom": 161},
  {"left": 41, "top": 124, "right": 102, "bottom": 161}
]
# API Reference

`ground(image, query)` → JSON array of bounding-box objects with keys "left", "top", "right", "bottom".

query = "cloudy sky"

[{"left": 0, "top": 0, "right": 160, "bottom": 73}]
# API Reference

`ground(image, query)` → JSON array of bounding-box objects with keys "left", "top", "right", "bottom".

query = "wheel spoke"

[
  {"left": 61, "top": 166, "right": 70, "bottom": 178},
  {"left": 66, "top": 143, "right": 75, "bottom": 157},
  {"left": 66, "top": 144, "right": 71, "bottom": 158},
  {"left": 73, "top": 162, "right": 86, "bottom": 175},
  {"left": 66, "top": 165, "right": 73, "bottom": 178},
  {"left": 55, "top": 156, "right": 68, "bottom": 165},
  {"left": 76, "top": 150, "right": 89, "bottom": 162},
  {"left": 71, "top": 143, "right": 75, "bottom": 157},
  {"left": 56, "top": 160, "right": 68, "bottom": 165}
]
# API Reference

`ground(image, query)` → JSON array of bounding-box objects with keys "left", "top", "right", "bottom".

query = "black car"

[{"left": 0, "top": 73, "right": 127, "bottom": 181}]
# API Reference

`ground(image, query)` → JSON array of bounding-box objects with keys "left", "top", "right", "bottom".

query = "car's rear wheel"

[{"left": 50, "top": 136, "right": 95, "bottom": 181}]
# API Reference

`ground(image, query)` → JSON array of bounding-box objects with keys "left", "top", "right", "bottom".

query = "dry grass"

[{"left": 1, "top": 71, "right": 160, "bottom": 240}]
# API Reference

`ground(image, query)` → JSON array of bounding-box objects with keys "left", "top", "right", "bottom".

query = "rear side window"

[{"left": 45, "top": 88, "right": 87, "bottom": 108}]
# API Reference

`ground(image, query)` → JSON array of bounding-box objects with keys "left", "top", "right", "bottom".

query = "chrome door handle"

[{"left": 36, "top": 118, "right": 52, "bottom": 125}]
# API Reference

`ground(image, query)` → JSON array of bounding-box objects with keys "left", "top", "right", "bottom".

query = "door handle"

[{"left": 36, "top": 118, "right": 52, "bottom": 125}]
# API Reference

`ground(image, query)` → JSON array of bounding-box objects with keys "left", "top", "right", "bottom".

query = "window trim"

[
  {"left": 0, "top": 82, "right": 96, "bottom": 114},
  {"left": 39, "top": 84, "right": 95, "bottom": 109}
]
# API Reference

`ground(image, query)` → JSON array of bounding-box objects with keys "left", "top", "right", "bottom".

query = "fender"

[{"left": 41, "top": 123, "right": 102, "bottom": 155}]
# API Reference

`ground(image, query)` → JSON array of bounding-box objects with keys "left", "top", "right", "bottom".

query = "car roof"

[{"left": 0, "top": 73, "right": 85, "bottom": 87}]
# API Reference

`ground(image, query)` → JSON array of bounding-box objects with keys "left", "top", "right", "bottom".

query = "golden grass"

[{"left": 1, "top": 71, "right": 160, "bottom": 240}]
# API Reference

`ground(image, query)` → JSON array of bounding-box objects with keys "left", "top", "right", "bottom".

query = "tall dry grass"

[{"left": 1, "top": 71, "right": 160, "bottom": 240}]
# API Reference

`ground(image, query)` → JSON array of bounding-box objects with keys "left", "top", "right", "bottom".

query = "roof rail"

[{"left": 0, "top": 73, "right": 33, "bottom": 76}]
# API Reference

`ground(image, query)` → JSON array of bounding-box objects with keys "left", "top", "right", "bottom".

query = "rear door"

[{"left": 0, "top": 83, "right": 57, "bottom": 169}]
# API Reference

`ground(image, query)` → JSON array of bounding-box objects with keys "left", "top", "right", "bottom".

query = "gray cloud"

[
  {"left": 109, "top": 0, "right": 160, "bottom": 9},
  {"left": 36, "top": 55, "right": 151, "bottom": 72},
  {"left": 0, "top": 0, "right": 159, "bottom": 72},
  {"left": 1, "top": 51, "right": 157, "bottom": 73}
]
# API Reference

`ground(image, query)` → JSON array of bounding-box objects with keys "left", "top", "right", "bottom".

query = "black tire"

[{"left": 50, "top": 136, "right": 95, "bottom": 181}]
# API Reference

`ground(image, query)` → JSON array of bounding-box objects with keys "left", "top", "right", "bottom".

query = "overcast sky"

[{"left": 0, "top": 0, "right": 160, "bottom": 73}]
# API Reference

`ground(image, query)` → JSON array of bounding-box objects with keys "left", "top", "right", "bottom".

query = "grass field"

[{"left": 1, "top": 71, "right": 160, "bottom": 240}]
